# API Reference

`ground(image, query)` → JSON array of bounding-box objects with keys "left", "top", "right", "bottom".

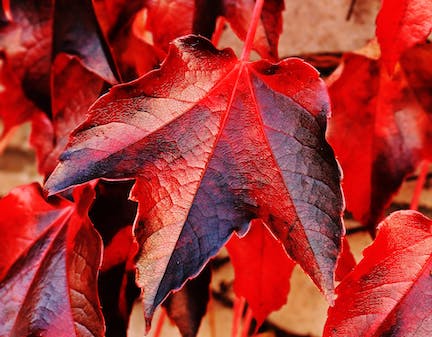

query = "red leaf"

[
  {"left": 144, "top": 0, "right": 195, "bottom": 51},
  {"left": 376, "top": 0, "right": 432, "bottom": 73},
  {"left": 92, "top": 0, "right": 164, "bottom": 81},
  {"left": 399, "top": 44, "right": 432, "bottom": 117},
  {"left": 31, "top": 53, "right": 105, "bottom": 177},
  {"left": 89, "top": 180, "right": 138, "bottom": 272},
  {"left": 0, "top": 0, "right": 116, "bottom": 143},
  {"left": 53, "top": 0, "right": 118, "bottom": 84},
  {"left": 45, "top": 35, "right": 344, "bottom": 323},
  {"left": 226, "top": 220, "right": 295, "bottom": 326},
  {"left": 222, "top": 0, "right": 284, "bottom": 60},
  {"left": 89, "top": 180, "right": 140, "bottom": 337},
  {"left": 98, "top": 265, "right": 139, "bottom": 337},
  {"left": 334, "top": 236, "right": 356, "bottom": 282},
  {"left": 324, "top": 210, "right": 432, "bottom": 336},
  {"left": 327, "top": 46, "right": 432, "bottom": 228},
  {"left": 0, "top": 0, "right": 53, "bottom": 137},
  {"left": 0, "top": 183, "right": 104, "bottom": 337},
  {"left": 0, "top": 1, "right": 8, "bottom": 22},
  {"left": 162, "top": 265, "right": 211, "bottom": 337},
  {"left": 0, "top": 56, "right": 43, "bottom": 140},
  {"left": 143, "top": 0, "right": 284, "bottom": 59}
]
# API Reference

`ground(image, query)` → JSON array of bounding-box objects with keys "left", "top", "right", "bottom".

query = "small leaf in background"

[
  {"left": 0, "top": 0, "right": 117, "bottom": 147},
  {"left": 143, "top": 0, "right": 284, "bottom": 59},
  {"left": 46, "top": 35, "right": 344, "bottom": 325},
  {"left": 31, "top": 53, "right": 106, "bottom": 177},
  {"left": 376, "top": 0, "right": 432, "bottom": 74},
  {"left": 327, "top": 44, "right": 432, "bottom": 230},
  {"left": 0, "top": 56, "right": 44, "bottom": 144},
  {"left": 89, "top": 180, "right": 140, "bottom": 337},
  {"left": 0, "top": 0, "right": 53, "bottom": 138},
  {"left": 226, "top": 220, "right": 295, "bottom": 326},
  {"left": 53, "top": 0, "right": 118, "bottom": 84},
  {"left": 324, "top": 210, "right": 432, "bottom": 337},
  {"left": 0, "top": 183, "right": 104, "bottom": 337},
  {"left": 163, "top": 265, "right": 212, "bottom": 337},
  {"left": 0, "top": 0, "right": 8, "bottom": 23},
  {"left": 144, "top": 0, "right": 196, "bottom": 51},
  {"left": 92, "top": 0, "right": 164, "bottom": 81},
  {"left": 334, "top": 237, "right": 356, "bottom": 282},
  {"left": 222, "top": 0, "right": 284, "bottom": 60}
]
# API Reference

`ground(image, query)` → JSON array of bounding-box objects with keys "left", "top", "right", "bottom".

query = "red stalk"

[
  {"left": 0, "top": 126, "right": 17, "bottom": 154},
  {"left": 232, "top": 296, "right": 246, "bottom": 337},
  {"left": 153, "top": 308, "right": 167, "bottom": 337},
  {"left": 410, "top": 161, "right": 430, "bottom": 210},
  {"left": 212, "top": 17, "right": 226, "bottom": 47},
  {"left": 240, "top": 307, "right": 254, "bottom": 337},
  {"left": 240, "top": 0, "right": 265, "bottom": 62}
]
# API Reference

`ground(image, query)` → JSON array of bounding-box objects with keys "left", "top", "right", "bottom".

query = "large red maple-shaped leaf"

[
  {"left": 324, "top": 210, "right": 432, "bottom": 336},
  {"left": 376, "top": 0, "right": 432, "bottom": 73},
  {"left": 226, "top": 219, "right": 295, "bottom": 326},
  {"left": 46, "top": 35, "right": 344, "bottom": 323},
  {"left": 0, "top": 183, "right": 104, "bottom": 337},
  {"left": 327, "top": 45, "right": 432, "bottom": 229}
]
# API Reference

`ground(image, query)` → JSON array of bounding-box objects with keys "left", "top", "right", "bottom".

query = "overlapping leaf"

[
  {"left": 89, "top": 180, "right": 140, "bottom": 337},
  {"left": 324, "top": 210, "right": 432, "bottom": 336},
  {"left": 334, "top": 237, "right": 356, "bottom": 282},
  {"left": 162, "top": 266, "right": 211, "bottom": 337},
  {"left": 0, "top": 1, "right": 8, "bottom": 23},
  {"left": 53, "top": 0, "right": 117, "bottom": 84},
  {"left": 31, "top": 53, "right": 106, "bottom": 177},
  {"left": 46, "top": 35, "right": 344, "bottom": 325},
  {"left": 144, "top": 0, "right": 196, "bottom": 51},
  {"left": 327, "top": 44, "right": 432, "bottom": 229},
  {"left": 222, "top": 0, "right": 284, "bottom": 60},
  {"left": 143, "top": 0, "right": 284, "bottom": 59},
  {"left": 376, "top": 0, "right": 432, "bottom": 73},
  {"left": 226, "top": 219, "right": 295, "bottom": 326},
  {"left": 0, "top": 0, "right": 115, "bottom": 142},
  {"left": 92, "top": 0, "right": 163, "bottom": 81},
  {"left": 0, "top": 0, "right": 53, "bottom": 138},
  {"left": 0, "top": 183, "right": 104, "bottom": 337}
]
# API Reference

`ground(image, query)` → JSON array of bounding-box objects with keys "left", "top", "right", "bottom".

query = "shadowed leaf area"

[
  {"left": 0, "top": 183, "right": 104, "bottom": 337},
  {"left": 328, "top": 44, "right": 432, "bottom": 231}
]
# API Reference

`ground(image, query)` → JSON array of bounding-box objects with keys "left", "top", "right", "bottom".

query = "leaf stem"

[
  {"left": 240, "top": 0, "right": 265, "bottom": 62},
  {"left": 0, "top": 126, "right": 17, "bottom": 154},
  {"left": 212, "top": 17, "right": 226, "bottom": 47},
  {"left": 153, "top": 308, "right": 166, "bottom": 337},
  {"left": 232, "top": 296, "right": 246, "bottom": 337},
  {"left": 240, "top": 307, "right": 254, "bottom": 337},
  {"left": 410, "top": 161, "right": 430, "bottom": 210}
]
